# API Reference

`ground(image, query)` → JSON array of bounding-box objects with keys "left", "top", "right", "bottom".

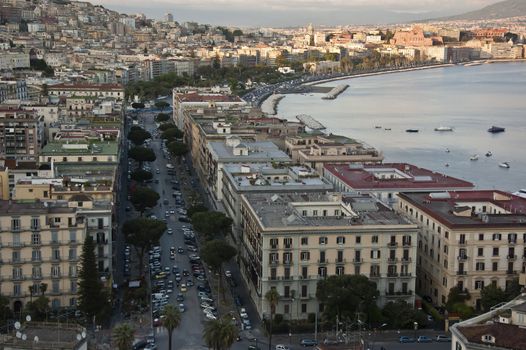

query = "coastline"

[
  {"left": 260, "top": 93, "right": 285, "bottom": 115},
  {"left": 267, "top": 59, "right": 526, "bottom": 115}
]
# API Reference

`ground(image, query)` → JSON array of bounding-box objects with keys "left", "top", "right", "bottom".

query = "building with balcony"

[
  {"left": 397, "top": 190, "right": 526, "bottom": 310},
  {"left": 221, "top": 163, "right": 333, "bottom": 242},
  {"left": 324, "top": 163, "right": 474, "bottom": 207},
  {"left": 240, "top": 192, "right": 418, "bottom": 320},
  {"left": 0, "top": 109, "right": 44, "bottom": 161},
  {"left": 0, "top": 200, "right": 87, "bottom": 313},
  {"left": 285, "top": 133, "right": 383, "bottom": 173},
  {"left": 48, "top": 83, "right": 124, "bottom": 100}
]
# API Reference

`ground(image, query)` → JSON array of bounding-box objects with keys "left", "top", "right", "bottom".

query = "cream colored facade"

[
  {"left": 0, "top": 201, "right": 86, "bottom": 312},
  {"left": 397, "top": 191, "right": 526, "bottom": 310},
  {"left": 240, "top": 193, "right": 418, "bottom": 320},
  {"left": 0, "top": 197, "right": 112, "bottom": 313}
]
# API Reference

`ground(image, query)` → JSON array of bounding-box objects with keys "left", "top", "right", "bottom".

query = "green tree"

[
  {"left": 203, "top": 317, "right": 239, "bottom": 350},
  {"left": 187, "top": 204, "right": 208, "bottom": 217},
  {"left": 113, "top": 323, "right": 135, "bottom": 350},
  {"left": 78, "top": 235, "right": 109, "bottom": 324},
  {"left": 446, "top": 286, "right": 471, "bottom": 311},
  {"left": 0, "top": 295, "right": 12, "bottom": 321},
  {"left": 382, "top": 301, "right": 426, "bottom": 329},
  {"left": 191, "top": 211, "right": 232, "bottom": 240},
  {"left": 506, "top": 278, "right": 522, "bottom": 299},
  {"left": 212, "top": 54, "right": 221, "bottom": 70},
  {"left": 24, "top": 296, "right": 50, "bottom": 321},
  {"left": 275, "top": 53, "right": 289, "bottom": 67},
  {"left": 127, "top": 126, "right": 151, "bottom": 146},
  {"left": 265, "top": 289, "right": 280, "bottom": 350},
  {"left": 130, "top": 186, "right": 160, "bottom": 215},
  {"left": 123, "top": 218, "right": 166, "bottom": 276},
  {"left": 201, "top": 240, "right": 237, "bottom": 299},
  {"left": 154, "top": 101, "right": 170, "bottom": 111},
  {"left": 316, "top": 275, "right": 379, "bottom": 323},
  {"left": 167, "top": 141, "right": 189, "bottom": 161},
  {"left": 450, "top": 303, "right": 475, "bottom": 320},
  {"left": 232, "top": 29, "right": 243, "bottom": 37},
  {"left": 162, "top": 305, "right": 181, "bottom": 350},
  {"left": 481, "top": 284, "right": 507, "bottom": 311},
  {"left": 131, "top": 102, "right": 145, "bottom": 109},
  {"left": 155, "top": 113, "right": 170, "bottom": 122},
  {"left": 128, "top": 146, "right": 156, "bottom": 167},
  {"left": 130, "top": 169, "right": 153, "bottom": 182},
  {"left": 162, "top": 128, "right": 184, "bottom": 141},
  {"left": 159, "top": 122, "right": 176, "bottom": 131}
]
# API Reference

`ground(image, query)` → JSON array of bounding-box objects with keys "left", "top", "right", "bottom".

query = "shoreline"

[{"left": 268, "top": 59, "right": 526, "bottom": 115}]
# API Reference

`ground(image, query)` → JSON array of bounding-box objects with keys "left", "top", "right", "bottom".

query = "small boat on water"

[
  {"left": 445, "top": 163, "right": 450, "bottom": 167},
  {"left": 406, "top": 129, "right": 419, "bottom": 133},
  {"left": 435, "top": 126, "right": 454, "bottom": 132},
  {"left": 375, "top": 126, "right": 382, "bottom": 129},
  {"left": 445, "top": 148, "right": 450, "bottom": 153},
  {"left": 384, "top": 128, "right": 391, "bottom": 131},
  {"left": 470, "top": 155, "right": 479, "bottom": 161},
  {"left": 499, "top": 162, "right": 510, "bottom": 169},
  {"left": 488, "top": 126, "right": 505, "bottom": 133},
  {"left": 486, "top": 151, "right": 492, "bottom": 157}
]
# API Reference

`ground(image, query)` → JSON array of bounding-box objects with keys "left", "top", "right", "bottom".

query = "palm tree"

[
  {"left": 203, "top": 317, "right": 239, "bottom": 350},
  {"left": 113, "top": 323, "right": 135, "bottom": 350},
  {"left": 162, "top": 304, "right": 181, "bottom": 350},
  {"left": 265, "top": 288, "right": 280, "bottom": 350}
]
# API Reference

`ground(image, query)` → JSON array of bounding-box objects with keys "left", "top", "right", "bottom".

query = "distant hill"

[{"left": 428, "top": 0, "right": 526, "bottom": 21}]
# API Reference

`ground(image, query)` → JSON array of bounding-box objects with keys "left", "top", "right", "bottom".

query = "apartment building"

[
  {"left": 221, "top": 163, "right": 333, "bottom": 242},
  {"left": 205, "top": 138, "right": 290, "bottom": 202},
  {"left": 285, "top": 133, "right": 383, "bottom": 173},
  {"left": 48, "top": 83, "right": 124, "bottom": 100},
  {"left": 0, "top": 109, "right": 44, "bottom": 161},
  {"left": 324, "top": 163, "right": 474, "bottom": 207},
  {"left": 240, "top": 192, "right": 418, "bottom": 320},
  {"left": 172, "top": 91, "right": 246, "bottom": 129},
  {"left": 0, "top": 200, "right": 86, "bottom": 312},
  {"left": 397, "top": 190, "right": 526, "bottom": 310},
  {"left": 39, "top": 141, "right": 118, "bottom": 164}
]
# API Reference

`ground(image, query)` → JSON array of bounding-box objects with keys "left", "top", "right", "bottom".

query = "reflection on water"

[{"left": 277, "top": 62, "right": 526, "bottom": 191}]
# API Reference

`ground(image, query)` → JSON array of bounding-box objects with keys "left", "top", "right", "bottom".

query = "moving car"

[
  {"left": 399, "top": 336, "right": 416, "bottom": 343},
  {"left": 436, "top": 335, "right": 452, "bottom": 342},
  {"left": 417, "top": 336, "right": 432, "bottom": 343},
  {"left": 300, "top": 339, "right": 318, "bottom": 347}
]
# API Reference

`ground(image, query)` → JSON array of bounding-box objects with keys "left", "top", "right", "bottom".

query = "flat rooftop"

[
  {"left": 325, "top": 163, "right": 474, "bottom": 190},
  {"left": 177, "top": 92, "right": 244, "bottom": 103},
  {"left": 41, "top": 141, "right": 118, "bottom": 156},
  {"left": 208, "top": 141, "right": 290, "bottom": 162},
  {"left": 244, "top": 192, "right": 412, "bottom": 230},
  {"left": 223, "top": 163, "right": 333, "bottom": 191},
  {"left": 398, "top": 190, "right": 526, "bottom": 228}
]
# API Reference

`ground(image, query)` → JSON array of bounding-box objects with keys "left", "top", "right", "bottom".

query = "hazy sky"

[{"left": 91, "top": 0, "right": 501, "bottom": 27}]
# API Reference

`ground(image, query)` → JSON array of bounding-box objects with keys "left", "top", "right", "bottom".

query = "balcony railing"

[
  {"left": 508, "top": 240, "right": 517, "bottom": 245},
  {"left": 507, "top": 270, "right": 517, "bottom": 275},
  {"left": 353, "top": 258, "right": 363, "bottom": 264},
  {"left": 457, "top": 255, "right": 468, "bottom": 262},
  {"left": 387, "top": 272, "right": 399, "bottom": 278},
  {"left": 402, "top": 241, "right": 412, "bottom": 247},
  {"left": 317, "top": 259, "right": 327, "bottom": 264},
  {"left": 269, "top": 260, "right": 279, "bottom": 266},
  {"left": 387, "top": 242, "right": 398, "bottom": 247},
  {"left": 401, "top": 257, "right": 412, "bottom": 263},
  {"left": 459, "top": 240, "right": 468, "bottom": 246},
  {"left": 335, "top": 259, "right": 346, "bottom": 264},
  {"left": 457, "top": 270, "right": 467, "bottom": 275},
  {"left": 269, "top": 245, "right": 278, "bottom": 250},
  {"left": 507, "top": 255, "right": 517, "bottom": 261},
  {"left": 400, "top": 272, "right": 413, "bottom": 278},
  {"left": 386, "top": 290, "right": 413, "bottom": 296},
  {"left": 387, "top": 257, "right": 398, "bottom": 264}
]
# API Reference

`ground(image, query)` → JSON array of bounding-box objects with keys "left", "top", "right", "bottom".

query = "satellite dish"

[
  {"left": 22, "top": 334, "right": 27, "bottom": 341},
  {"left": 14, "top": 322, "right": 21, "bottom": 330},
  {"left": 16, "top": 331, "right": 22, "bottom": 339},
  {"left": 34, "top": 336, "right": 39, "bottom": 342},
  {"left": 76, "top": 334, "right": 81, "bottom": 341},
  {"left": 26, "top": 315, "right": 32, "bottom": 322}
]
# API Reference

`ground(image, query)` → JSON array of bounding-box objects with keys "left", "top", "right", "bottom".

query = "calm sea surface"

[{"left": 277, "top": 62, "right": 526, "bottom": 192}]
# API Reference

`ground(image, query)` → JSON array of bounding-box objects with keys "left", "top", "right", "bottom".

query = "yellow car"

[{"left": 180, "top": 284, "right": 187, "bottom": 292}]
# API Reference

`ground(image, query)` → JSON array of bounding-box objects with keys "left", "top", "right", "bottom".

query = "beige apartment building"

[
  {"left": 285, "top": 133, "right": 383, "bottom": 173},
  {"left": 240, "top": 192, "right": 418, "bottom": 320},
  {"left": 397, "top": 190, "right": 526, "bottom": 310},
  {"left": 0, "top": 200, "right": 86, "bottom": 313}
]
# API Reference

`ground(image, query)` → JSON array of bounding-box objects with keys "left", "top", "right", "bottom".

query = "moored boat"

[
  {"left": 406, "top": 129, "right": 419, "bottom": 133},
  {"left": 488, "top": 126, "right": 505, "bottom": 133},
  {"left": 470, "top": 155, "right": 479, "bottom": 161},
  {"left": 499, "top": 162, "right": 510, "bottom": 169},
  {"left": 485, "top": 151, "right": 492, "bottom": 157},
  {"left": 435, "top": 126, "right": 454, "bottom": 131}
]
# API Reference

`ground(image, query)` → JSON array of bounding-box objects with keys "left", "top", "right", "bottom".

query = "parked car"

[
  {"left": 300, "top": 339, "right": 318, "bottom": 347},
  {"left": 436, "top": 335, "right": 452, "bottom": 342},
  {"left": 276, "top": 345, "right": 290, "bottom": 350},
  {"left": 399, "top": 336, "right": 416, "bottom": 343},
  {"left": 417, "top": 336, "right": 433, "bottom": 343}
]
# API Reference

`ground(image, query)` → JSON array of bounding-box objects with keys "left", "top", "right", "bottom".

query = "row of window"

[
  {"left": 269, "top": 249, "right": 411, "bottom": 263},
  {"left": 6, "top": 247, "right": 77, "bottom": 262},
  {"left": 11, "top": 264, "right": 77, "bottom": 279},
  {"left": 269, "top": 235, "right": 412, "bottom": 248},
  {"left": 12, "top": 281, "right": 78, "bottom": 297},
  {"left": 7, "top": 217, "right": 78, "bottom": 231},
  {"left": 269, "top": 264, "right": 411, "bottom": 279}
]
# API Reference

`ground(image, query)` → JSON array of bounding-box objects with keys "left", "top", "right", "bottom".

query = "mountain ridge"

[{"left": 424, "top": 0, "right": 526, "bottom": 21}]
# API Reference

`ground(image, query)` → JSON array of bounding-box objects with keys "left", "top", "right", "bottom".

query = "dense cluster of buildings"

[
  {"left": 0, "top": 81, "right": 124, "bottom": 314},
  {"left": 172, "top": 88, "right": 526, "bottom": 326}
]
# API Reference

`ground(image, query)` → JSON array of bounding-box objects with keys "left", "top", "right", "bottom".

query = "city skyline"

[{"left": 92, "top": 0, "right": 501, "bottom": 26}]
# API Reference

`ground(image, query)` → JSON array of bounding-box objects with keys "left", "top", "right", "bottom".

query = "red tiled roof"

[
  {"left": 324, "top": 163, "right": 474, "bottom": 190},
  {"left": 458, "top": 323, "right": 526, "bottom": 350}
]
